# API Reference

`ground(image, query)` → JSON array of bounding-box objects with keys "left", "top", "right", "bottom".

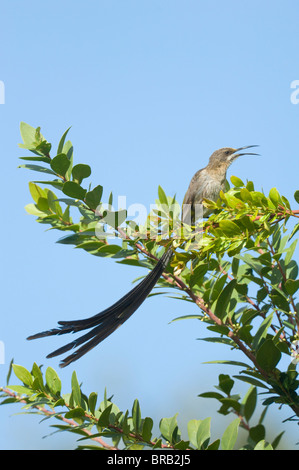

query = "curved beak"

[{"left": 232, "top": 145, "right": 260, "bottom": 158}]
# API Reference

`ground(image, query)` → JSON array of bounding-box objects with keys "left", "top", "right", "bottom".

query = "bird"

[{"left": 27, "top": 145, "right": 259, "bottom": 367}]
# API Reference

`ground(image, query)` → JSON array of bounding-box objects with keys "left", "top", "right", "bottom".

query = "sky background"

[{"left": 1, "top": 0, "right": 299, "bottom": 449}]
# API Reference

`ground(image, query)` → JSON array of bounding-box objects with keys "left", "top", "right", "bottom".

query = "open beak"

[{"left": 232, "top": 145, "right": 260, "bottom": 158}]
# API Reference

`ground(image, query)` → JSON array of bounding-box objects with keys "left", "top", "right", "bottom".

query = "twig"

[{"left": 0, "top": 387, "right": 116, "bottom": 450}]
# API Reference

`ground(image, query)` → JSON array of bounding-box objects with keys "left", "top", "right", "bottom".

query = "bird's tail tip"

[{"left": 27, "top": 327, "right": 63, "bottom": 341}]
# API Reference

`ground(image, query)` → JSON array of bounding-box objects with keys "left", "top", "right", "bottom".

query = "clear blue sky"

[{"left": 1, "top": 0, "right": 299, "bottom": 449}]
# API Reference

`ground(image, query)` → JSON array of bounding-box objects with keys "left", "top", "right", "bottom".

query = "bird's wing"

[{"left": 181, "top": 169, "right": 203, "bottom": 224}]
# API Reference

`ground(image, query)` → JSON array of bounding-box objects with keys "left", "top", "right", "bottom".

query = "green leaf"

[
  {"left": 242, "top": 386, "right": 257, "bottom": 422},
  {"left": 294, "top": 190, "right": 299, "bottom": 205},
  {"left": 102, "top": 209, "right": 127, "bottom": 229},
  {"left": 19, "top": 123, "right": 51, "bottom": 155},
  {"left": 25, "top": 203, "right": 48, "bottom": 216},
  {"left": 64, "top": 407, "right": 85, "bottom": 423},
  {"left": 63, "top": 141, "right": 74, "bottom": 181},
  {"left": 203, "top": 360, "right": 252, "bottom": 368},
  {"left": 98, "top": 403, "right": 113, "bottom": 427},
  {"left": 214, "top": 279, "right": 237, "bottom": 320},
  {"left": 285, "top": 239, "right": 298, "bottom": 266},
  {"left": 18, "top": 164, "right": 56, "bottom": 175},
  {"left": 187, "top": 419, "right": 201, "bottom": 448},
  {"left": 285, "top": 279, "right": 299, "bottom": 295},
  {"left": 230, "top": 175, "right": 244, "bottom": 187},
  {"left": 270, "top": 288, "right": 290, "bottom": 312},
  {"left": 288, "top": 222, "right": 299, "bottom": 241},
  {"left": 20, "top": 122, "right": 37, "bottom": 146},
  {"left": 31, "top": 363, "right": 44, "bottom": 390},
  {"left": 258, "top": 406, "right": 268, "bottom": 425},
  {"left": 56, "top": 230, "right": 94, "bottom": 245},
  {"left": 88, "top": 392, "right": 98, "bottom": 415},
  {"left": 286, "top": 260, "right": 298, "bottom": 280},
  {"left": 196, "top": 417, "right": 211, "bottom": 449},
  {"left": 153, "top": 438, "right": 162, "bottom": 449},
  {"left": 173, "top": 440, "right": 190, "bottom": 450},
  {"left": 142, "top": 417, "right": 153, "bottom": 442},
  {"left": 240, "top": 188, "right": 253, "bottom": 202},
  {"left": 233, "top": 375, "right": 269, "bottom": 389},
  {"left": 218, "top": 374, "right": 234, "bottom": 395},
  {"left": 28, "top": 182, "right": 46, "bottom": 203},
  {"left": 256, "top": 339, "right": 281, "bottom": 372},
  {"left": 72, "top": 164, "right": 92, "bottom": 184},
  {"left": 254, "top": 440, "right": 273, "bottom": 450},
  {"left": 45, "top": 367, "right": 61, "bottom": 396},
  {"left": 158, "top": 185, "right": 168, "bottom": 206},
  {"left": 249, "top": 424, "right": 265, "bottom": 444},
  {"left": 246, "top": 180, "right": 254, "bottom": 191},
  {"left": 57, "top": 126, "right": 71, "bottom": 154},
  {"left": 71, "top": 371, "right": 81, "bottom": 407},
  {"left": 36, "top": 196, "right": 49, "bottom": 212},
  {"left": 268, "top": 187, "right": 280, "bottom": 206},
  {"left": 187, "top": 418, "right": 211, "bottom": 449},
  {"left": 0, "top": 398, "right": 19, "bottom": 405},
  {"left": 119, "top": 409, "right": 130, "bottom": 436},
  {"left": 252, "top": 313, "right": 274, "bottom": 351},
  {"left": 219, "top": 398, "right": 241, "bottom": 415},
  {"left": 218, "top": 220, "right": 242, "bottom": 236},
  {"left": 6, "top": 359, "right": 14, "bottom": 386},
  {"left": 221, "top": 418, "right": 240, "bottom": 450},
  {"left": 198, "top": 336, "right": 233, "bottom": 346},
  {"left": 159, "top": 414, "right": 179, "bottom": 444},
  {"left": 236, "top": 254, "right": 262, "bottom": 275},
  {"left": 36, "top": 139, "right": 51, "bottom": 156},
  {"left": 198, "top": 391, "right": 225, "bottom": 400},
  {"left": 76, "top": 241, "right": 107, "bottom": 253},
  {"left": 209, "top": 274, "right": 228, "bottom": 302},
  {"left": 271, "top": 431, "right": 284, "bottom": 450},
  {"left": 32, "top": 179, "right": 64, "bottom": 190},
  {"left": 85, "top": 185, "right": 103, "bottom": 210},
  {"left": 8, "top": 385, "right": 35, "bottom": 395},
  {"left": 257, "top": 287, "right": 267, "bottom": 303},
  {"left": 189, "top": 263, "right": 209, "bottom": 287},
  {"left": 132, "top": 399, "right": 141, "bottom": 434},
  {"left": 207, "top": 439, "right": 220, "bottom": 450},
  {"left": 55, "top": 198, "right": 82, "bottom": 207},
  {"left": 12, "top": 364, "right": 33, "bottom": 387},
  {"left": 62, "top": 181, "right": 87, "bottom": 200},
  {"left": 19, "top": 155, "right": 51, "bottom": 163},
  {"left": 237, "top": 324, "right": 253, "bottom": 343},
  {"left": 207, "top": 325, "right": 230, "bottom": 335},
  {"left": 97, "top": 244, "right": 122, "bottom": 255},
  {"left": 47, "top": 190, "right": 62, "bottom": 216},
  {"left": 50, "top": 153, "right": 71, "bottom": 177}
]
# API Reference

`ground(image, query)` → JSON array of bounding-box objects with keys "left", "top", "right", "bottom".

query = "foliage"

[
  {"left": 1, "top": 123, "right": 299, "bottom": 449},
  {"left": 0, "top": 363, "right": 284, "bottom": 450}
]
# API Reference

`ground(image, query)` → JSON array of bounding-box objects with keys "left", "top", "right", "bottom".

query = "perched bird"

[{"left": 27, "top": 146, "right": 258, "bottom": 367}]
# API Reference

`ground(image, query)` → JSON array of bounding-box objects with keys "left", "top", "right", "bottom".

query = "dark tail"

[{"left": 27, "top": 248, "right": 173, "bottom": 367}]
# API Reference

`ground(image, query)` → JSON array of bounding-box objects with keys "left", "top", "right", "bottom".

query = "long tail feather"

[{"left": 27, "top": 248, "right": 173, "bottom": 367}]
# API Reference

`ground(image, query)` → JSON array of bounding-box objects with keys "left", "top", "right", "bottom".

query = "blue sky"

[{"left": 1, "top": 0, "right": 299, "bottom": 449}]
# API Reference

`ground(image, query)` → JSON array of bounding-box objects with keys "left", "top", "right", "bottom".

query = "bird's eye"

[{"left": 226, "top": 150, "right": 230, "bottom": 155}]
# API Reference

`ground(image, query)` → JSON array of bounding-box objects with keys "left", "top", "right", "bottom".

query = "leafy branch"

[
  {"left": 2, "top": 122, "right": 299, "bottom": 448},
  {"left": 0, "top": 363, "right": 283, "bottom": 450}
]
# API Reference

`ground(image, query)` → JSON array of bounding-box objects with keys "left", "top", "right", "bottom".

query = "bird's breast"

[{"left": 193, "top": 171, "right": 226, "bottom": 204}]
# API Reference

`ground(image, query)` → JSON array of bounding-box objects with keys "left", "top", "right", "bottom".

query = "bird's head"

[{"left": 209, "top": 145, "right": 259, "bottom": 168}]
